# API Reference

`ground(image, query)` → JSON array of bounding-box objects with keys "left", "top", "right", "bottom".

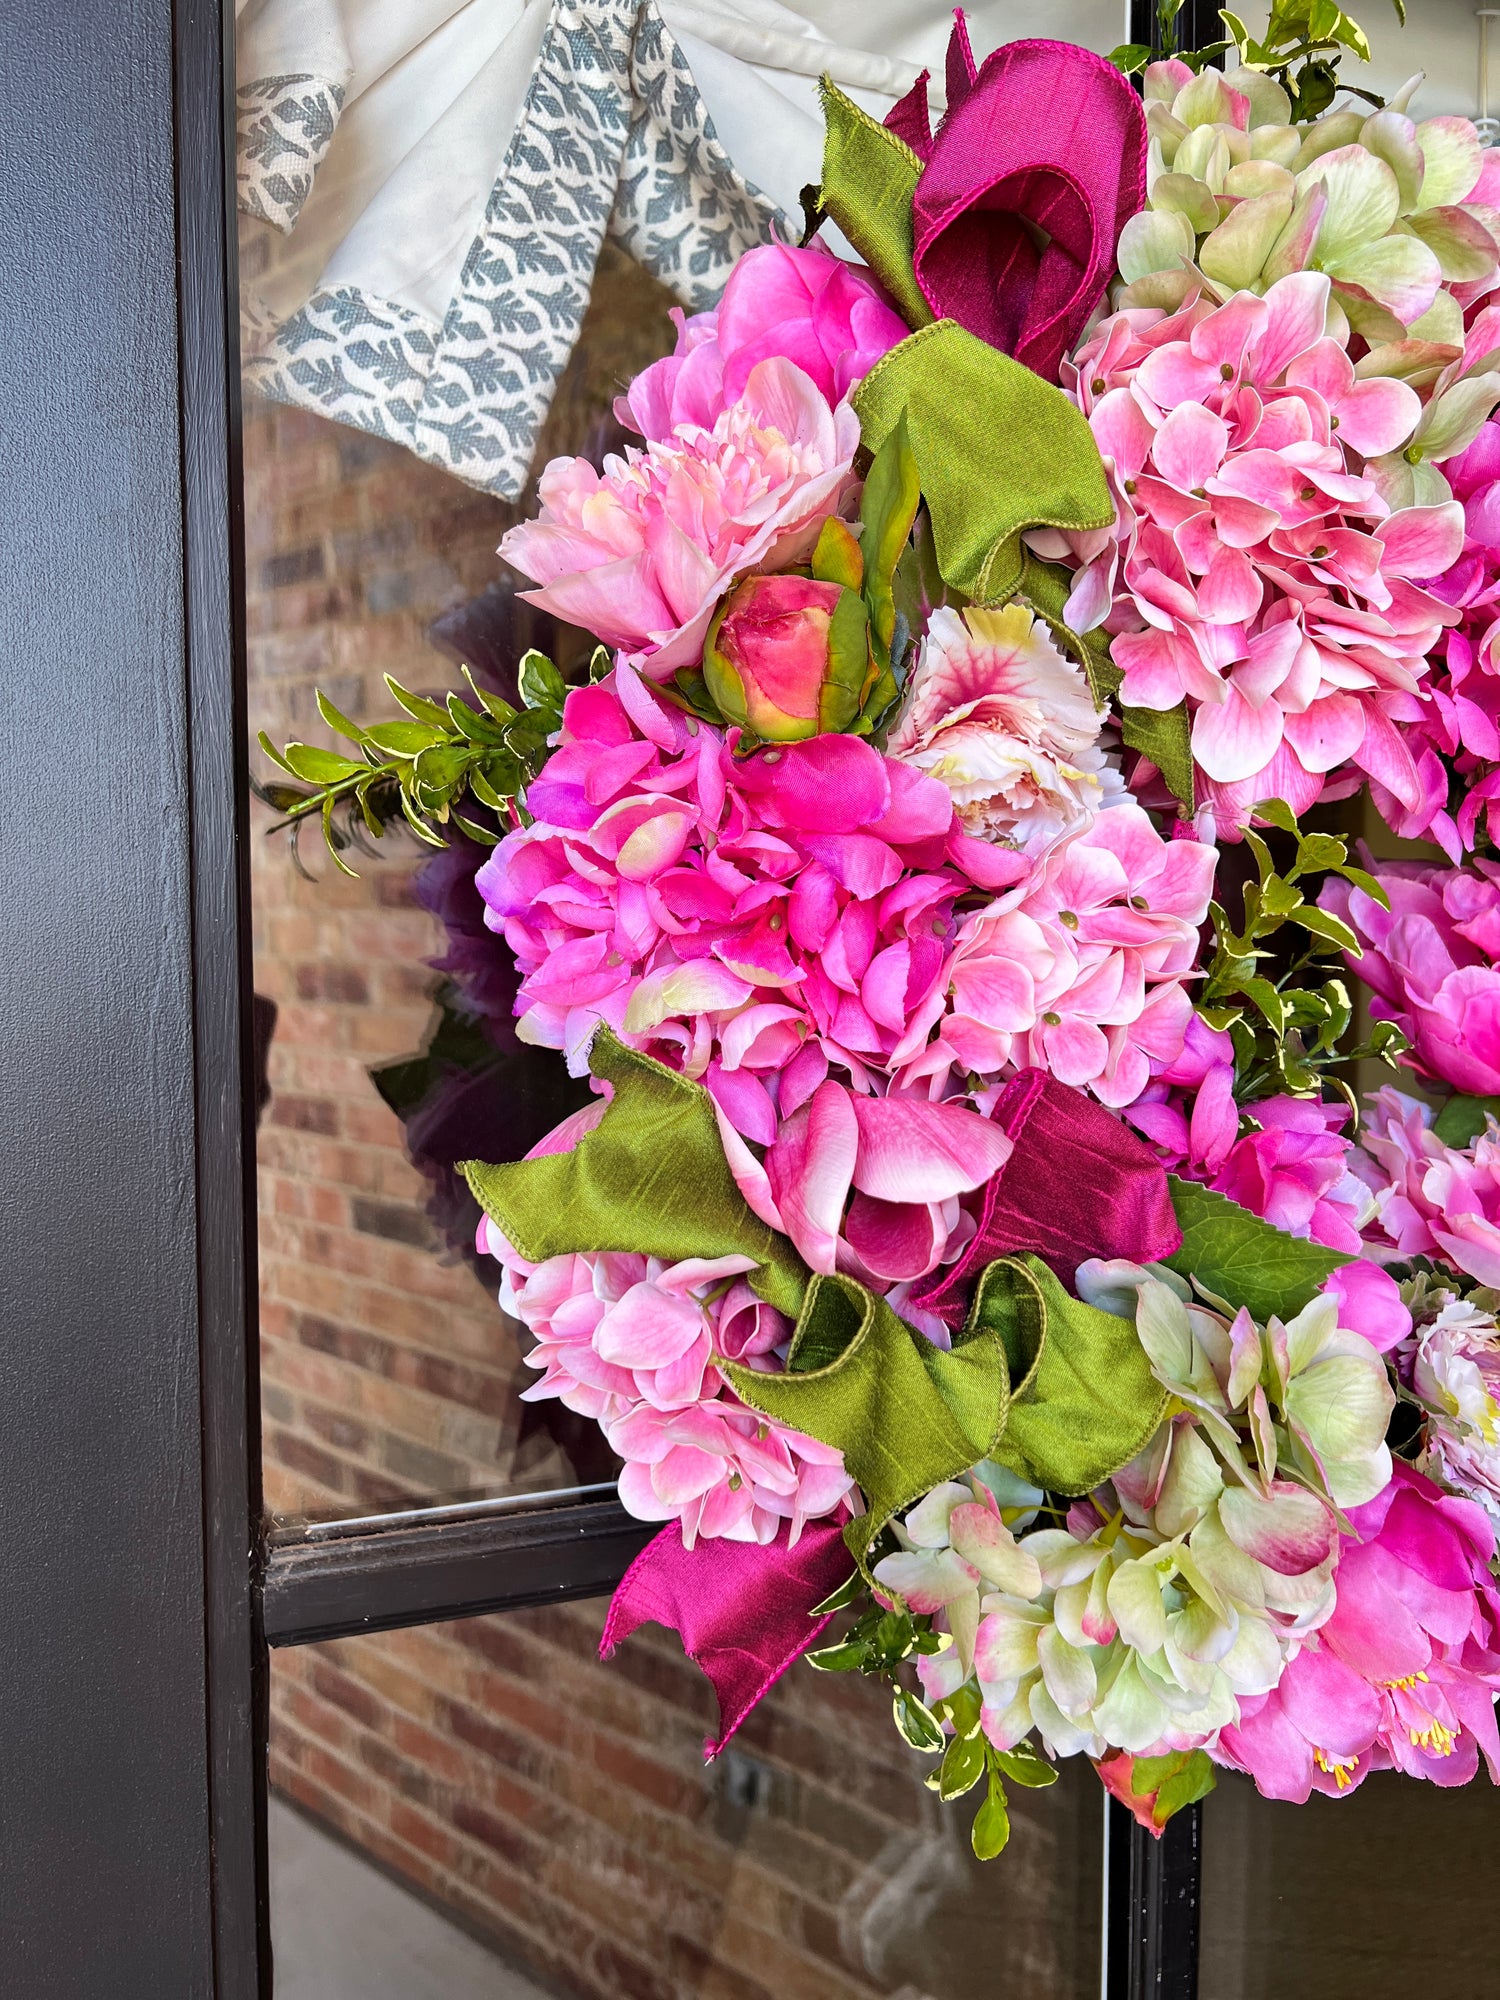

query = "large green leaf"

[
  {"left": 1433, "top": 1094, "right": 1500, "bottom": 1149},
  {"left": 1165, "top": 1177, "right": 1351, "bottom": 1321}
]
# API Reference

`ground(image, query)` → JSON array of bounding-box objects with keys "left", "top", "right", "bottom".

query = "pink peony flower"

[
  {"left": 905, "top": 803, "right": 1218, "bottom": 1108},
  {"left": 480, "top": 1217, "right": 853, "bottom": 1548},
  {"left": 1218, "top": 1463, "right": 1500, "bottom": 1798},
  {"left": 1354, "top": 1085, "right": 1500, "bottom": 1286},
  {"left": 1323, "top": 859, "right": 1500, "bottom": 1095},
  {"left": 498, "top": 357, "right": 860, "bottom": 680},
  {"left": 1045, "top": 272, "right": 1464, "bottom": 833},
  {"left": 1380, "top": 404, "right": 1500, "bottom": 857},
  {"left": 617, "top": 241, "right": 907, "bottom": 443},
  {"left": 887, "top": 603, "right": 1125, "bottom": 852}
]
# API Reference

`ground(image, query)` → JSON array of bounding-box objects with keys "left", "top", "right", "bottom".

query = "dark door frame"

[{"left": 0, "top": 0, "right": 1197, "bottom": 1991}]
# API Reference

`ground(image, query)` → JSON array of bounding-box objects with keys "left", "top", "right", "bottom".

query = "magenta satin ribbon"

[
  {"left": 600, "top": 1518, "right": 852, "bottom": 1757},
  {"left": 909, "top": 1068, "right": 1182, "bottom": 1326},
  {"left": 885, "top": 20, "right": 1146, "bottom": 384}
]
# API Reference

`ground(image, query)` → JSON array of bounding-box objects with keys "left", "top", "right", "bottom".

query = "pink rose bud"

[{"left": 704, "top": 572, "right": 871, "bottom": 742}]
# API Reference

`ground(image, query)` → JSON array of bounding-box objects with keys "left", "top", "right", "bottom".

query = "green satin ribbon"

[
  {"left": 722, "top": 1272, "right": 1009, "bottom": 1574},
  {"left": 817, "top": 81, "right": 933, "bottom": 333},
  {"left": 462, "top": 1031, "right": 807, "bottom": 1317},
  {"left": 462, "top": 1031, "right": 1166, "bottom": 1581},
  {"left": 966, "top": 1254, "right": 1170, "bottom": 1496},
  {"left": 852, "top": 322, "right": 1115, "bottom": 606}
]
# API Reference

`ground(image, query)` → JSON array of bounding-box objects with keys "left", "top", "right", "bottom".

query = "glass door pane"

[{"left": 269, "top": 1607, "right": 1104, "bottom": 2000}]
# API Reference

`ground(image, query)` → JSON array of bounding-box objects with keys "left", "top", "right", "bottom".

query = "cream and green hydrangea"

[
  {"left": 875, "top": 1265, "right": 1393, "bottom": 1763},
  {"left": 1120, "top": 60, "right": 1500, "bottom": 357}
]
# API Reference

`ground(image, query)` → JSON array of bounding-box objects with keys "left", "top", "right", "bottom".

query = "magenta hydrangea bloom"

[
  {"left": 479, "top": 1216, "right": 853, "bottom": 1549},
  {"left": 1045, "top": 271, "right": 1464, "bottom": 833},
  {"left": 1376, "top": 413, "right": 1500, "bottom": 856},
  {"left": 1218, "top": 1463, "right": 1500, "bottom": 1799},
  {"left": 1127, "top": 1042, "right": 1373, "bottom": 1254},
  {"left": 1323, "top": 859, "right": 1500, "bottom": 1095},
  {"left": 617, "top": 241, "right": 907, "bottom": 444},
  {"left": 478, "top": 671, "right": 1213, "bottom": 1139}
]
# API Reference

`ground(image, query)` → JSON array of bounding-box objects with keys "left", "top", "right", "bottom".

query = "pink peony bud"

[{"left": 703, "top": 573, "right": 867, "bottom": 742}]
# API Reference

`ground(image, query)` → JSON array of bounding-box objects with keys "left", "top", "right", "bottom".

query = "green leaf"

[
  {"left": 937, "top": 1681, "right": 984, "bottom": 1739},
  {"left": 281, "top": 742, "right": 366, "bottom": 783},
  {"left": 1433, "top": 1095, "right": 1500, "bottom": 1149},
  {"left": 971, "top": 1769, "right": 1011, "bottom": 1860},
  {"left": 1331, "top": 862, "right": 1389, "bottom": 907},
  {"left": 518, "top": 649, "right": 566, "bottom": 713},
  {"left": 1108, "top": 41, "right": 1152, "bottom": 72},
  {"left": 589, "top": 646, "right": 613, "bottom": 683},
  {"left": 384, "top": 677, "right": 451, "bottom": 728},
  {"left": 1153, "top": 1750, "right": 1218, "bottom": 1824},
  {"left": 809, "top": 1569, "right": 866, "bottom": 1617},
  {"left": 257, "top": 729, "right": 296, "bottom": 775},
  {"left": 806, "top": 1639, "right": 870, "bottom": 1673},
  {"left": 859, "top": 414, "right": 922, "bottom": 659},
  {"left": 1121, "top": 701, "right": 1195, "bottom": 814},
  {"left": 811, "top": 514, "right": 865, "bottom": 591},
  {"left": 1289, "top": 904, "right": 1361, "bottom": 954},
  {"left": 1166, "top": 1177, "right": 1352, "bottom": 1321},
  {"left": 316, "top": 690, "right": 368, "bottom": 744},
  {"left": 463, "top": 667, "right": 517, "bottom": 724},
  {"left": 1237, "top": 975, "right": 1289, "bottom": 1035},
  {"left": 1292, "top": 831, "right": 1349, "bottom": 875},
  {"left": 992, "top": 1740, "right": 1059, "bottom": 1789},
  {"left": 1251, "top": 797, "right": 1299, "bottom": 834},
  {"left": 893, "top": 1687, "right": 947, "bottom": 1754},
  {"left": 938, "top": 1730, "right": 987, "bottom": 1800},
  {"left": 362, "top": 719, "right": 448, "bottom": 757}
]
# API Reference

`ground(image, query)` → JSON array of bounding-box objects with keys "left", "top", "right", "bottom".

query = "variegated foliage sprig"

[
  {"left": 1198, "top": 797, "right": 1409, "bottom": 1107},
  {"left": 256, "top": 650, "right": 595, "bottom": 870},
  {"left": 1113, "top": 0, "right": 1405, "bottom": 120},
  {"left": 806, "top": 1578, "right": 1057, "bottom": 1860}
]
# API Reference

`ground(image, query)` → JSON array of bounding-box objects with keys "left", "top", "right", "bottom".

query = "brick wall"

[
  {"left": 245, "top": 235, "right": 1104, "bottom": 1995},
  {"left": 269, "top": 1601, "right": 1102, "bottom": 2000}
]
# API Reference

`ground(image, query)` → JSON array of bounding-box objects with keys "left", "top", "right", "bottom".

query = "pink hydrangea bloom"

[
  {"left": 480, "top": 1219, "right": 853, "bottom": 1548},
  {"left": 904, "top": 802, "right": 1218, "bottom": 1108},
  {"left": 1405, "top": 1295, "right": 1500, "bottom": 1525},
  {"left": 498, "top": 356, "right": 859, "bottom": 680},
  {"left": 1129, "top": 1051, "right": 1373, "bottom": 1253},
  {"left": 1218, "top": 1463, "right": 1500, "bottom": 1799},
  {"left": 1045, "top": 271, "right": 1463, "bottom": 833},
  {"left": 617, "top": 241, "right": 906, "bottom": 443},
  {"left": 478, "top": 673, "right": 1212, "bottom": 1135},
  {"left": 1323, "top": 859, "right": 1500, "bottom": 1095},
  {"left": 1354, "top": 1085, "right": 1500, "bottom": 1286}
]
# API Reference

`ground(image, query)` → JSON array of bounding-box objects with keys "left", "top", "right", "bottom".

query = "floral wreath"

[{"left": 263, "top": 0, "right": 1500, "bottom": 1857}]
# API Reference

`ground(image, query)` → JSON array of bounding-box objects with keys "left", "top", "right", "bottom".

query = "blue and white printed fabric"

[{"left": 235, "top": 0, "right": 1121, "bottom": 498}]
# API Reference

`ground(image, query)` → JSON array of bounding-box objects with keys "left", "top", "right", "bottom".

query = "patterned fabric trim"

[
  {"left": 237, "top": 73, "right": 346, "bottom": 235},
  {"left": 244, "top": 0, "right": 783, "bottom": 500}
]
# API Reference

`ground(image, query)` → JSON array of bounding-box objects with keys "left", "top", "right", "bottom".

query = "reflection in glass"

[
  {"left": 244, "top": 227, "right": 678, "bottom": 1526},
  {"left": 270, "top": 1604, "right": 1103, "bottom": 2000},
  {"left": 1200, "top": 1768, "right": 1499, "bottom": 1998}
]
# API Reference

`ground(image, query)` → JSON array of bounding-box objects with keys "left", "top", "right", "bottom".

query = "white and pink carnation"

[
  {"left": 1045, "top": 270, "right": 1465, "bottom": 833},
  {"left": 481, "top": 1221, "right": 853, "bottom": 1548},
  {"left": 888, "top": 602, "right": 1125, "bottom": 852}
]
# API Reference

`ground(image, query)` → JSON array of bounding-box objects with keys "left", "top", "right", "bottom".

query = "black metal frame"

[
  {"left": 0, "top": 0, "right": 1199, "bottom": 1989},
  {"left": 1129, "top": 0, "right": 1225, "bottom": 58}
]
